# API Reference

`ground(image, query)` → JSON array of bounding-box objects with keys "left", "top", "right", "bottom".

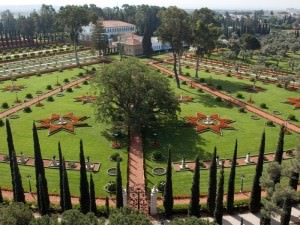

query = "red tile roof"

[{"left": 102, "top": 20, "right": 135, "bottom": 28}]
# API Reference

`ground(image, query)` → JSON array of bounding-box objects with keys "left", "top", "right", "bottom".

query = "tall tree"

[
  {"left": 89, "top": 174, "right": 97, "bottom": 213},
  {"left": 157, "top": 6, "right": 191, "bottom": 88},
  {"left": 33, "top": 123, "right": 49, "bottom": 213},
  {"left": 93, "top": 58, "right": 179, "bottom": 132},
  {"left": 214, "top": 163, "right": 225, "bottom": 225},
  {"left": 6, "top": 119, "right": 25, "bottom": 203},
  {"left": 91, "top": 20, "right": 107, "bottom": 56},
  {"left": 116, "top": 158, "right": 123, "bottom": 208},
  {"left": 0, "top": 187, "right": 3, "bottom": 203},
  {"left": 207, "top": 147, "right": 217, "bottom": 215},
  {"left": 57, "top": 5, "right": 91, "bottom": 65},
  {"left": 62, "top": 157, "right": 72, "bottom": 211},
  {"left": 58, "top": 142, "right": 63, "bottom": 210},
  {"left": 249, "top": 130, "right": 266, "bottom": 213},
  {"left": 37, "top": 174, "right": 48, "bottom": 215},
  {"left": 273, "top": 126, "right": 285, "bottom": 184},
  {"left": 79, "top": 140, "right": 90, "bottom": 214},
  {"left": 191, "top": 8, "right": 221, "bottom": 78},
  {"left": 227, "top": 140, "right": 238, "bottom": 214},
  {"left": 164, "top": 147, "right": 173, "bottom": 218},
  {"left": 188, "top": 155, "right": 200, "bottom": 217},
  {"left": 105, "top": 196, "right": 110, "bottom": 217}
]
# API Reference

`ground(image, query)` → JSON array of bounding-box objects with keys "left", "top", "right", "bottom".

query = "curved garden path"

[
  {"left": 149, "top": 61, "right": 300, "bottom": 134},
  {"left": 127, "top": 132, "right": 149, "bottom": 213},
  {"left": 0, "top": 75, "right": 91, "bottom": 119}
]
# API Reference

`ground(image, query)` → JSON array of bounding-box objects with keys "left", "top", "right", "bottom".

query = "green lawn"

[
  {"left": 145, "top": 64, "right": 300, "bottom": 196},
  {"left": 0, "top": 69, "right": 127, "bottom": 197}
]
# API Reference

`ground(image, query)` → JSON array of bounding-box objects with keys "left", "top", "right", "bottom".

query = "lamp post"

[
  {"left": 240, "top": 175, "right": 245, "bottom": 193},
  {"left": 27, "top": 175, "right": 32, "bottom": 193}
]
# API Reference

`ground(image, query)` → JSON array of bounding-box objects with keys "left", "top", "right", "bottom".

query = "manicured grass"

[
  {"left": 144, "top": 64, "right": 299, "bottom": 195},
  {"left": 0, "top": 71, "right": 127, "bottom": 197}
]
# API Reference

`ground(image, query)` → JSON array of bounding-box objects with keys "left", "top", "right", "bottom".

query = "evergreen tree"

[
  {"left": 207, "top": 147, "right": 217, "bottom": 215},
  {"left": 116, "top": 158, "right": 123, "bottom": 208},
  {"left": 142, "top": 15, "right": 153, "bottom": 57},
  {"left": 280, "top": 171, "right": 299, "bottom": 225},
  {"left": 105, "top": 196, "right": 110, "bottom": 217},
  {"left": 273, "top": 126, "right": 285, "bottom": 184},
  {"left": 37, "top": 174, "right": 48, "bottom": 215},
  {"left": 249, "top": 130, "right": 266, "bottom": 213},
  {"left": 62, "top": 157, "right": 72, "bottom": 211},
  {"left": 227, "top": 140, "right": 238, "bottom": 214},
  {"left": 214, "top": 163, "right": 225, "bottom": 225},
  {"left": 6, "top": 119, "right": 25, "bottom": 203},
  {"left": 79, "top": 140, "right": 90, "bottom": 214},
  {"left": 58, "top": 142, "right": 63, "bottom": 210},
  {"left": 32, "top": 123, "right": 49, "bottom": 212},
  {"left": 0, "top": 187, "right": 3, "bottom": 203},
  {"left": 188, "top": 155, "right": 200, "bottom": 217},
  {"left": 163, "top": 147, "right": 173, "bottom": 218},
  {"left": 89, "top": 174, "right": 97, "bottom": 214}
]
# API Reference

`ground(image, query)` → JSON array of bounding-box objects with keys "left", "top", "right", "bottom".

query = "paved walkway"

[
  {"left": 127, "top": 132, "right": 149, "bottom": 213},
  {"left": 0, "top": 75, "right": 91, "bottom": 119},
  {"left": 149, "top": 61, "right": 300, "bottom": 134}
]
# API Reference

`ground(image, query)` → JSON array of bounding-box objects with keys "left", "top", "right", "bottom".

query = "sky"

[{"left": 0, "top": 0, "right": 299, "bottom": 10}]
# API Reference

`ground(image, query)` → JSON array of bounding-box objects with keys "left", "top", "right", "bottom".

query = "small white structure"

[
  {"left": 245, "top": 152, "right": 251, "bottom": 164},
  {"left": 122, "top": 188, "right": 127, "bottom": 207},
  {"left": 150, "top": 187, "right": 158, "bottom": 215}
]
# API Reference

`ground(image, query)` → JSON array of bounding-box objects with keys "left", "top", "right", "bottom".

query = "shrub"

[
  {"left": 91, "top": 67, "right": 96, "bottom": 72},
  {"left": 46, "top": 84, "right": 52, "bottom": 90},
  {"left": 63, "top": 78, "right": 69, "bottom": 83},
  {"left": 226, "top": 73, "right": 232, "bottom": 77},
  {"left": 157, "top": 69, "right": 161, "bottom": 73},
  {"left": 23, "top": 106, "right": 32, "bottom": 113},
  {"left": 151, "top": 151, "right": 163, "bottom": 161},
  {"left": 260, "top": 103, "right": 267, "bottom": 109},
  {"left": 197, "top": 89, "right": 203, "bottom": 93},
  {"left": 185, "top": 65, "right": 190, "bottom": 69},
  {"left": 47, "top": 96, "right": 54, "bottom": 102},
  {"left": 0, "top": 119, "right": 4, "bottom": 127},
  {"left": 277, "top": 83, "right": 282, "bottom": 88},
  {"left": 236, "top": 93, "right": 244, "bottom": 99},
  {"left": 205, "top": 68, "right": 210, "bottom": 73},
  {"left": 199, "top": 78, "right": 205, "bottom": 83},
  {"left": 110, "top": 153, "right": 122, "bottom": 162},
  {"left": 266, "top": 121, "right": 275, "bottom": 127},
  {"left": 25, "top": 93, "right": 33, "bottom": 99},
  {"left": 181, "top": 81, "right": 187, "bottom": 85},
  {"left": 288, "top": 114, "right": 297, "bottom": 121},
  {"left": 83, "top": 80, "right": 89, "bottom": 85},
  {"left": 105, "top": 181, "right": 116, "bottom": 193},
  {"left": 216, "top": 84, "right": 222, "bottom": 90},
  {"left": 215, "top": 96, "right": 222, "bottom": 102},
  {"left": 78, "top": 72, "right": 84, "bottom": 77},
  {"left": 157, "top": 181, "right": 166, "bottom": 193},
  {"left": 185, "top": 72, "right": 190, "bottom": 76},
  {"left": 239, "top": 107, "right": 246, "bottom": 113},
  {"left": 2, "top": 102, "right": 9, "bottom": 109},
  {"left": 66, "top": 87, "right": 73, "bottom": 92}
]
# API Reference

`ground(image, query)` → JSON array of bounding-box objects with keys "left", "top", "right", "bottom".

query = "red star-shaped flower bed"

[
  {"left": 36, "top": 113, "right": 89, "bottom": 136},
  {"left": 286, "top": 97, "right": 300, "bottom": 109},
  {"left": 186, "top": 113, "right": 234, "bottom": 136},
  {"left": 74, "top": 95, "right": 96, "bottom": 104}
]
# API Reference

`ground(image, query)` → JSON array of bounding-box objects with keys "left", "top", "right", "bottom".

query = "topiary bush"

[
  {"left": 215, "top": 96, "right": 222, "bottom": 102},
  {"left": 157, "top": 181, "right": 166, "bottom": 193},
  {"left": 47, "top": 96, "right": 54, "bottom": 102},
  {"left": 0, "top": 119, "right": 4, "bottom": 127},
  {"left": 185, "top": 72, "right": 190, "bottom": 76},
  {"left": 2, "top": 102, "right": 9, "bottom": 109},
  {"left": 78, "top": 72, "right": 84, "bottom": 77},
  {"left": 151, "top": 151, "right": 163, "bottom": 161},
  {"left": 110, "top": 153, "right": 122, "bottom": 162},
  {"left": 23, "top": 106, "right": 32, "bottom": 113},
  {"left": 63, "top": 78, "right": 69, "bottom": 83},
  {"left": 260, "top": 103, "right": 267, "bottom": 109},
  {"left": 239, "top": 107, "right": 246, "bottom": 113},
  {"left": 66, "top": 87, "right": 73, "bottom": 93},
  {"left": 266, "top": 121, "right": 275, "bottom": 127},
  {"left": 25, "top": 93, "right": 33, "bottom": 99},
  {"left": 181, "top": 81, "right": 187, "bottom": 85},
  {"left": 46, "top": 84, "right": 52, "bottom": 90},
  {"left": 288, "top": 114, "right": 297, "bottom": 121},
  {"left": 83, "top": 80, "right": 89, "bottom": 85},
  {"left": 236, "top": 93, "right": 244, "bottom": 99},
  {"left": 216, "top": 84, "right": 222, "bottom": 90},
  {"left": 199, "top": 78, "right": 205, "bottom": 83}
]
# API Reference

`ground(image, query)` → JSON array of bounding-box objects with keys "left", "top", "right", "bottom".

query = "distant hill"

[{"left": 0, "top": 5, "right": 60, "bottom": 16}]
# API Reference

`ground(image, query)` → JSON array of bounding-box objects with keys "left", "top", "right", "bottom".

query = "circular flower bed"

[
  {"left": 251, "top": 115, "right": 260, "bottom": 120},
  {"left": 273, "top": 110, "right": 281, "bottom": 115},
  {"left": 36, "top": 90, "right": 43, "bottom": 95},
  {"left": 56, "top": 93, "right": 64, "bottom": 97},
  {"left": 107, "top": 168, "right": 117, "bottom": 176},
  {"left": 152, "top": 167, "right": 166, "bottom": 176},
  {"left": 104, "top": 181, "right": 116, "bottom": 193}
]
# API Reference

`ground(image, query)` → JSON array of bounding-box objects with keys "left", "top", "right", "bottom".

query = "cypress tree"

[
  {"left": 163, "top": 147, "right": 173, "bottom": 218},
  {"left": 280, "top": 171, "right": 299, "bottom": 225},
  {"left": 227, "top": 140, "right": 238, "bottom": 214},
  {"left": 0, "top": 187, "right": 3, "bottom": 203},
  {"left": 33, "top": 123, "right": 49, "bottom": 212},
  {"left": 207, "top": 147, "right": 217, "bottom": 215},
  {"left": 249, "top": 130, "right": 266, "bottom": 213},
  {"left": 89, "top": 174, "right": 97, "bottom": 214},
  {"left": 273, "top": 126, "right": 285, "bottom": 184},
  {"left": 62, "top": 157, "right": 72, "bottom": 211},
  {"left": 58, "top": 142, "right": 63, "bottom": 210},
  {"left": 105, "top": 196, "right": 110, "bottom": 217},
  {"left": 214, "top": 163, "right": 225, "bottom": 225},
  {"left": 116, "top": 158, "right": 123, "bottom": 208},
  {"left": 79, "top": 139, "right": 90, "bottom": 214},
  {"left": 6, "top": 119, "right": 25, "bottom": 203},
  {"left": 37, "top": 173, "right": 48, "bottom": 215},
  {"left": 188, "top": 154, "right": 200, "bottom": 217}
]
